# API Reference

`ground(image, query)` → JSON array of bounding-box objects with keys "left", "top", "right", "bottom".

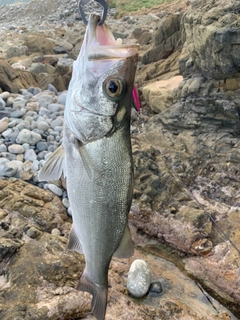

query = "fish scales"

[{"left": 39, "top": 13, "right": 138, "bottom": 320}]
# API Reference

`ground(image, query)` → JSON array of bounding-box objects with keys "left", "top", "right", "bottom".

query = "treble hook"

[{"left": 79, "top": 0, "right": 108, "bottom": 26}]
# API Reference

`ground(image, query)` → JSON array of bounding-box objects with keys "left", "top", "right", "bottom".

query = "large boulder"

[
  {"left": 142, "top": 14, "right": 184, "bottom": 64},
  {"left": 182, "top": 0, "right": 240, "bottom": 79}
]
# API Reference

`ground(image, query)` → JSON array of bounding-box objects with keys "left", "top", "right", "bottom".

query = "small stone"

[
  {"left": 0, "top": 144, "right": 7, "bottom": 152},
  {"left": 39, "top": 107, "right": 51, "bottom": 117},
  {"left": 37, "top": 121, "right": 50, "bottom": 131},
  {"left": 36, "top": 141, "right": 48, "bottom": 152},
  {"left": 47, "top": 184, "right": 63, "bottom": 197},
  {"left": 0, "top": 209, "right": 8, "bottom": 219},
  {"left": 0, "top": 97, "right": 6, "bottom": 109},
  {"left": 149, "top": 280, "right": 164, "bottom": 296},
  {"left": 50, "top": 118, "right": 63, "bottom": 129},
  {"left": 16, "top": 129, "right": 42, "bottom": 146},
  {"left": 27, "top": 226, "right": 42, "bottom": 239},
  {"left": 47, "top": 103, "right": 62, "bottom": 113},
  {"left": 0, "top": 117, "right": 9, "bottom": 133},
  {"left": 57, "top": 91, "right": 67, "bottom": 105},
  {"left": 0, "top": 162, "right": 18, "bottom": 177},
  {"left": 0, "top": 92, "right": 10, "bottom": 100},
  {"left": 51, "top": 228, "right": 61, "bottom": 236},
  {"left": 2, "top": 128, "right": 13, "bottom": 138},
  {"left": 8, "top": 144, "right": 25, "bottom": 154},
  {"left": 25, "top": 149, "right": 37, "bottom": 162},
  {"left": 62, "top": 198, "right": 70, "bottom": 208},
  {"left": 127, "top": 259, "right": 151, "bottom": 298}
]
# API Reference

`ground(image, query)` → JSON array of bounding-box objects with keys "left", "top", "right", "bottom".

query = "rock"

[
  {"left": 0, "top": 117, "right": 8, "bottom": 133},
  {"left": 5, "top": 45, "right": 28, "bottom": 59},
  {"left": 8, "top": 144, "right": 25, "bottom": 154},
  {"left": 127, "top": 259, "right": 152, "bottom": 298},
  {"left": 0, "top": 97, "right": 6, "bottom": 109},
  {"left": 182, "top": 0, "right": 240, "bottom": 79},
  {"left": 142, "top": 14, "right": 183, "bottom": 64},
  {"left": 23, "top": 35, "right": 55, "bottom": 55},
  {"left": 24, "top": 149, "right": 37, "bottom": 162},
  {"left": 16, "top": 129, "right": 42, "bottom": 146},
  {"left": 47, "top": 183, "right": 63, "bottom": 197},
  {"left": 142, "top": 75, "right": 183, "bottom": 112}
]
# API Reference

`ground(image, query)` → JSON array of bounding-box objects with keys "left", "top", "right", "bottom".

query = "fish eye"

[{"left": 103, "top": 78, "right": 126, "bottom": 101}]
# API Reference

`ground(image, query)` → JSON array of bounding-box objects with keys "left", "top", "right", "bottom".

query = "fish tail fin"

[{"left": 77, "top": 273, "right": 108, "bottom": 320}]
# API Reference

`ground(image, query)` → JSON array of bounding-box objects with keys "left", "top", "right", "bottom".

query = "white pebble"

[
  {"left": 47, "top": 184, "right": 63, "bottom": 197},
  {"left": 127, "top": 259, "right": 151, "bottom": 298}
]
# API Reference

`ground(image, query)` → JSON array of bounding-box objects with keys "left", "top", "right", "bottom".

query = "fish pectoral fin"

[
  {"left": 38, "top": 145, "right": 65, "bottom": 181},
  {"left": 67, "top": 226, "right": 83, "bottom": 254},
  {"left": 77, "top": 273, "right": 107, "bottom": 320},
  {"left": 113, "top": 224, "right": 134, "bottom": 258}
]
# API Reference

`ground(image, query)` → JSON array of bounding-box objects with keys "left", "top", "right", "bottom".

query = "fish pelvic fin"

[
  {"left": 113, "top": 224, "right": 134, "bottom": 258},
  {"left": 38, "top": 145, "right": 65, "bottom": 181},
  {"left": 77, "top": 273, "right": 108, "bottom": 320},
  {"left": 67, "top": 225, "right": 83, "bottom": 254}
]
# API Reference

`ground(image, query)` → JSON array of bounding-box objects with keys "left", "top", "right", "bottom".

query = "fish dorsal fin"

[
  {"left": 113, "top": 224, "right": 134, "bottom": 258},
  {"left": 67, "top": 225, "right": 83, "bottom": 254},
  {"left": 38, "top": 145, "right": 65, "bottom": 181}
]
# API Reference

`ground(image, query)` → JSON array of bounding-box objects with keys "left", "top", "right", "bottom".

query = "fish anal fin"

[
  {"left": 77, "top": 273, "right": 108, "bottom": 320},
  {"left": 67, "top": 226, "right": 83, "bottom": 254},
  {"left": 113, "top": 224, "right": 134, "bottom": 258},
  {"left": 38, "top": 145, "right": 65, "bottom": 181}
]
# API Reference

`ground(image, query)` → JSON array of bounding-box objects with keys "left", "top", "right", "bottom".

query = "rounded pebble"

[
  {"left": 8, "top": 144, "right": 25, "bottom": 154},
  {"left": 127, "top": 259, "right": 152, "bottom": 298},
  {"left": 47, "top": 184, "right": 63, "bottom": 197}
]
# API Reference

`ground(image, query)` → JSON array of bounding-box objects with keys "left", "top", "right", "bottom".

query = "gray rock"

[
  {"left": 36, "top": 141, "right": 48, "bottom": 152},
  {"left": 57, "top": 91, "right": 67, "bottom": 105},
  {"left": 37, "top": 121, "right": 50, "bottom": 131},
  {"left": 127, "top": 259, "right": 151, "bottom": 298},
  {"left": 2, "top": 128, "right": 13, "bottom": 138},
  {"left": 0, "top": 161, "right": 18, "bottom": 177},
  {"left": 16, "top": 129, "right": 42, "bottom": 146},
  {"left": 6, "top": 45, "right": 28, "bottom": 59},
  {"left": 0, "top": 144, "right": 7, "bottom": 152},
  {"left": 47, "top": 103, "right": 62, "bottom": 113},
  {"left": 1, "top": 152, "right": 17, "bottom": 161},
  {"left": 39, "top": 107, "right": 51, "bottom": 117},
  {"left": 0, "top": 97, "right": 6, "bottom": 109},
  {"left": 12, "top": 98, "right": 27, "bottom": 109},
  {"left": 10, "top": 109, "right": 27, "bottom": 118},
  {"left": 62, "top": 197, "right": 70, "bottom": 208},
  {"left": 50, "top": 118, "right": 63, "bottom": 129},
  {"left": 25, "top": 149, "right": 37, "bottom": 162}
]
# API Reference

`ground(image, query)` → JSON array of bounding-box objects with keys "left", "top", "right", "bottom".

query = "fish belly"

[{"left": 64, "top": 123, "right": 132, "bottom": 286}]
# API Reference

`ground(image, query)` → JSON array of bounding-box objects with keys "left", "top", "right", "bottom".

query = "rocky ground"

[{"left": 0, "top": 0, "right": 240, "bottom": 319}]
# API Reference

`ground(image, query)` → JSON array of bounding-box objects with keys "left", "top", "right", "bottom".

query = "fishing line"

[{"left": 158, "top": 151, "right": 240, "bottom": 256}]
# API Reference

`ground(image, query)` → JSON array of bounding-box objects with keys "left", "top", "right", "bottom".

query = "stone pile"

[{"left": 0, "top": 86, "right": 70, "bottom": 209}]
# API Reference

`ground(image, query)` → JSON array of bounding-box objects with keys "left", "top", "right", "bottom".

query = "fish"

[{"left": 39, "top": 13, "right": 139, "bottom": 320}]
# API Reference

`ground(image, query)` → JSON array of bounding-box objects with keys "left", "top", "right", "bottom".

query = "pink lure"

[{"left": 132, "top": 85, "right": 141, "bottom": 112}]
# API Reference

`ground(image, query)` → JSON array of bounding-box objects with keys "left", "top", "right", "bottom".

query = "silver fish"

[{"left": 39, "top": 13, "right": 138, "bottom": 320}]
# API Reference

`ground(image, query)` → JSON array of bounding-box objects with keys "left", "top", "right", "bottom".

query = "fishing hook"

[{"left": 79, "top": 0, "right": 108, "bottom": 26}]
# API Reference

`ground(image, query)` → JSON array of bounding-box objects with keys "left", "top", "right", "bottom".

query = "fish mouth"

[{"left": 87, "top": 13, "right": 139, "bottom": 61}]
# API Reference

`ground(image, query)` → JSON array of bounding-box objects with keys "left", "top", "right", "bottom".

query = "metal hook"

[{"left": 79, "top": 0, "right": 108, "bottom": 26}]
